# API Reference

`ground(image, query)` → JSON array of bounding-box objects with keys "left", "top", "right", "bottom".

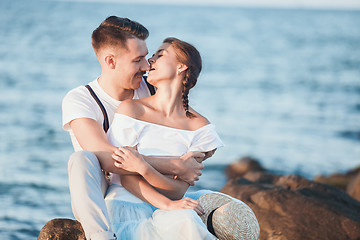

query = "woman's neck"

[{"left": 151, "top": 81, "right": 185, "bottom": 118}]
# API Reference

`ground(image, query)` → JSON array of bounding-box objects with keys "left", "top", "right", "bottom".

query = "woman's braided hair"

[{"left": 163, "top": 37, "right": 202, "bottom": 118}]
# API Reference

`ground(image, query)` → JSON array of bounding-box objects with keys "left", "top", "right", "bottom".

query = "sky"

[{"left": 62, "top": 0, "right": 360, "bottom": 10}]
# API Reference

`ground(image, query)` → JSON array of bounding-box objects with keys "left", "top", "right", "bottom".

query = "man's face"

[{"left": 115, "top": 38, "right": 150, "bottom": 90}]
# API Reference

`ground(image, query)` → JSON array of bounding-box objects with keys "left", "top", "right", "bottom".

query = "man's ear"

[
  {"left": 104, "top": 55, "right": 116, "bottom": 69},
  {"left": 177, "top": 64, "right": 188, "bottom": 74}
]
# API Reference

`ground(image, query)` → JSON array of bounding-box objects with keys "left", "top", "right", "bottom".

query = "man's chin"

[{"left": 132, "top": 79, "right": 142, "bottom": 89}]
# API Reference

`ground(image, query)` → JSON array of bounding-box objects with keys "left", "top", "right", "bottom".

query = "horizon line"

[{"left": 49, "top": 0, "right": 360, "bottom": 11}]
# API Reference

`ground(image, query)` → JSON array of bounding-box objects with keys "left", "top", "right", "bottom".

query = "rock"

[
  {"left": 38, "top": 218, "right": 85, "bottom": 240},
  {"left": 221, "top": 173, "right": 360, "bottom": 240},
  {"left": 347, "top": 172, "right": 360, "bottom": 202},
  {"left": 314, "top": 166, "right": 360, "bottom": 191},
  {"left": 225, "top": 156, "right": 265, "bottom": 179}
]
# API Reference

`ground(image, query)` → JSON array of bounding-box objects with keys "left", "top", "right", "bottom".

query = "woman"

[{"left": 104, "top": 37, "right": 223, "bottom": 239}]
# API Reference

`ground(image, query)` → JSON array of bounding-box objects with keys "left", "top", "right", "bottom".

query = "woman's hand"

[
  {"left": 165, "top": 197, "right": 205, "bottom": 216},
  {"left": 112, "top": 146, "right": 148, "bottom": 174}
]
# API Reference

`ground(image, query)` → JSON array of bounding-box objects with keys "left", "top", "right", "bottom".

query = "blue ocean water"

[{"left": 0, "top": 0, "right": 359, "bottom": 239}]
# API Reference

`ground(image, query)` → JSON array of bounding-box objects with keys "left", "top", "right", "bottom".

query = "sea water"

[{"left": 0, "top": 0, "right": 359, "bottom": 239}]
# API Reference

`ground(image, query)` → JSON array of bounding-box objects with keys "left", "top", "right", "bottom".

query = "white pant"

[
  {"left": 68, "top": 151, "right": 212, "bottom": 240},
  {"left": 68, "top": 151, "right": 116, "bottom": 240}
]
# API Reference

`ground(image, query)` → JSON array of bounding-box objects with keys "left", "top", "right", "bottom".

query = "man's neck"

[{"left": 97, "top": 76, "right": 135, "bottom": 101}]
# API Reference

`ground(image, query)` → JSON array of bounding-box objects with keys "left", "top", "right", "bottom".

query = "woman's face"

[{"left": 147, "top": 43, "right": 179, "bottom": 85}]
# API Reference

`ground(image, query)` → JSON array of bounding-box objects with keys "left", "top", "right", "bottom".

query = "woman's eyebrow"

[
  {"left": 152, "top": 49, "right": 166, "bottom": 58},
  {"left": 156, "top": 49, "right": 165, "bottom": 55}
]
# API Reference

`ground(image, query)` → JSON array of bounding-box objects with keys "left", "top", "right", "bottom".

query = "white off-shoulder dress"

[{"left": 105, "top": 113, "right": 224, "bottom": 240}]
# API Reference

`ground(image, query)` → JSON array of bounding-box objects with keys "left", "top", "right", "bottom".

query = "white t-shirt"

[{"left": 62, "top": 78, "right": 151, "bottom": 151}]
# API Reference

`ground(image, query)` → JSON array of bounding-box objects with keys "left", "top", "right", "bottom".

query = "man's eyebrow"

[{"left": 135, "top": 51, "right": 149, "bottom": 59}]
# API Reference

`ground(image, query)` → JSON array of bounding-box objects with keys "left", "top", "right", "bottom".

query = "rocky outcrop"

[
  {"left": 38, "top": 218, "right": 84, "bottom": 240},
  {"left": 38, "top": 158, "right": 360, "bottom": 240},
  {"left": 222, "top": 158, "right": 360, "bottom": 240},
  {"left": 314, "top": 166, "right": 360, "bottom": 201},
  {"left": 225, "top": 156, "right": 265, "bottom": 179},
  {"left": 347, "top": 172, "right": 360, "bottom": 202}
]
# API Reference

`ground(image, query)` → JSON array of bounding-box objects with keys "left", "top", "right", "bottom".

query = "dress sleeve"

[
  {"left": 189, "top": 124, "right": 224, "bottom": 152},
  {"left": 106, "top": 114, "right": 141, "bottom": 147}
]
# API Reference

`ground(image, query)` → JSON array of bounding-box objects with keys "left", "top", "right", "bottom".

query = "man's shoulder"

[
  {"left": 65, "top": 84, "right": 88, "bottom": 95},
  {"left": 63, "top": 85, "right": 91, "bottom": 103}
]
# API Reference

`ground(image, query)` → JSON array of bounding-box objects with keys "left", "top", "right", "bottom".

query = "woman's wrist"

[
  {"left": 159, "top": 198, "right": 173, "bottom": 210},
  {"left": 137, "top": 159, "right": 151, "bottom": 176}
]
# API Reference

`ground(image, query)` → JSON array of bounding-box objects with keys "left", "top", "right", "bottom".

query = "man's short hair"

[{"left": 92, "top": 16, "right": 149, "bottom": 52}]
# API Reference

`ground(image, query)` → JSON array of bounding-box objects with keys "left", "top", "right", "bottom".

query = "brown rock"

[
  {"left": 314, "top": 166, "right": 360, "bottom": 191},
  {"left": 347, "top": 172, "right": 360, "bottom": 202},
  {"left": 221, "top": 173, "right": 360, "bottom": 240},
  {"left": 225, "top": 156, "right": 265, "bottom": 179},
  {"left": 38, "top": 218, "right": 85, "bottom": 240}
]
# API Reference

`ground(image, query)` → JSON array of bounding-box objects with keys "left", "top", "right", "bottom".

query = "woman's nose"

[{"left": 148, "top": 57, "right": 154, "bottom": 65}]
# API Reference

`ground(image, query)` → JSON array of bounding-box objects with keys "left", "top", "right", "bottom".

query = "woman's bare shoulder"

[
  {"left": 189, "top": 107, "right": 211, "bottom": 130},
  {"left": 116, "top": 99, "right": 146, "bottom": 118}
]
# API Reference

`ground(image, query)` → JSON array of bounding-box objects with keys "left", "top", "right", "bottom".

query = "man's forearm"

[
  {"left": 142, "top": 151, "right": 205, "bottom": 186},
  {"left": 93, "top": 151, "right": 138, "bottom": 175},
  {"left": 143, "top": 155, "right": 180, "bottom": 176}
]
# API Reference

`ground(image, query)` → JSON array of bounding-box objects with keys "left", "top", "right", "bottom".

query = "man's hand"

[
  {"left": 204, "top": 149, "right": 216, "bottom": 161},
  {"left": 176, "top": 151, "right": 205, "bottom": 186}
]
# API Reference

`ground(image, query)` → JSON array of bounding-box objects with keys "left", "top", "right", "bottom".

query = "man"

[{"left": 62, "top": 16, "right": 205, "bottom": 240}]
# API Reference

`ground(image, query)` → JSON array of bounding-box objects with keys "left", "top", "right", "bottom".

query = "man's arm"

[
  {"left": 70, "top": 117, "right": 205, "bottom": 184},
  {"left": 70, "top": 118, "right": 132, "bottom": 174},
  {"left": 143, "top": 151, "right": 205, "bottom": 186}
]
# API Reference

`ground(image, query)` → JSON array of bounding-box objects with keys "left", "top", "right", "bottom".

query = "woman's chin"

[{"left": 147, "top": 76, "right": 156, "bottom": 85}]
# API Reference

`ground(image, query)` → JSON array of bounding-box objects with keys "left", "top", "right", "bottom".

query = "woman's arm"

[
  {"left": 120, "top": 175, "right": 203, "bottom": 215},
  {"left": 113, "top": 147, "right": 189, "bottom": 199},
  {"left": 114, "top": 146, "right": 204, "bottom": 214},
  {"left": 111, "top": 147, "right": 215, "bottom": 215}
]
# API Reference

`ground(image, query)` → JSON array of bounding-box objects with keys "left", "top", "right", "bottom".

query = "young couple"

[{"left": 62, "top": 16, "right": 259, "bottom": 240}]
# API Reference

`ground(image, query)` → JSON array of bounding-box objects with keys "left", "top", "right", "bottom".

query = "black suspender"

[
  {"left": 85, "top": 85, "right": 110, "bottom": 133},
  {"left": 143, "top": 76, "right": 156, "bottom": 96},
  {"left": 85, "top": 77, "right": 155, "bottom": 133}
]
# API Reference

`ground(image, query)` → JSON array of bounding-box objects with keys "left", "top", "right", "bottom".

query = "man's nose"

[{"left": 141, "top": 58, "right": 150, "bottom": 71}]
